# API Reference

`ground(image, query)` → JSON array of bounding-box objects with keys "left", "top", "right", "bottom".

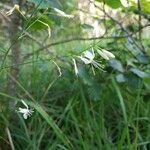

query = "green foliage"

[
  {"left": 0, "top": 0, "right": 150, "bottom": 149},
  {"left": 109, "top": 59, "right": 125, "bottom": 73},
  {"left": 96, "top": 0, "right": 122, "bottom": 9},
  {"left": 130, "top": 68, "right": 150, "bottom": 78},
  {"left": 27, "top": 15, "right": 54, "bottom": 30},
  {"left": 138, "top": 0, "right": 150, "bottom": 13}
]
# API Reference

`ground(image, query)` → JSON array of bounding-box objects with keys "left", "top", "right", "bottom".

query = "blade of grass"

[
  {"left": 6, "top": 127, "right": 15, "bottom": 150},
  {"left": 31, "top": 102, "right": 72, "bottom": 149},
  {"left": 111, "top": 78, "right": 127, "bottom": 123},
  {"left": 111, "top": 77, "right": 131, "bottom": 149}
]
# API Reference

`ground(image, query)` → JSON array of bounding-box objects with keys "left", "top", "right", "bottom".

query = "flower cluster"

[{"left": 73, "top": 48, "right": 115, "bottom": 76}]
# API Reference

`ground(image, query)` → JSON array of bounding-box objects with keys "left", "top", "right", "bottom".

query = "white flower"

[
  {"left": 80, "top": 49, "right": 95, "bottom": 64},
  {"left": 79, "top": 49, "right": 105, "bottom": 74},
  {"left": 18, "top": 100, "right": 34, "bottom": 119},
  {"left": 97, "top": 49, "right": 115, "bottom": 60},
  {"left": 72, "top": 58, "right": 78, "bottom": 76}
]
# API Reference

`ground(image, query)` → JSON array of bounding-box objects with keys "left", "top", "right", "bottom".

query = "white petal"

[
  {"left": 84, "top": 50, "right": 95, "bottom": 60},
  {"left": 102, "top": 49, "right": 115, "bottom": 59},
  {"left": 29, "top": 109, "right": 34, "bottom": 113},
  {"left": 18, "top": 108, "right": 28, "bottom": 113},
  {"left": 97, "top": 50, "right": 109, "bottom": 60},
  {"left": 21, "top": 100, "right": 28, "bottom": 109},
  {"left": 80, "top": 57, "right": 91, "bottom": 64},
  {"left": 23, "top": 113, "right": 28, "bottom": 119}
]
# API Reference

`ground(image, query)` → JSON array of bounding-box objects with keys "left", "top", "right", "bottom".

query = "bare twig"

[
  {"left": 93, "top": 1, "right": 146, "bottom": 54},
  {"left": 23, "top": 34, "right": 130, "bottom": 59},
  {"left": 137, "top": 0, "right": 145, "bottom": 52},
  {"left": 23, "top": 22, "right": 150, "bottom": 60}
]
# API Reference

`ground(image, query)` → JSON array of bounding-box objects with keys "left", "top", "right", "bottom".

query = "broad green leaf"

[
  {"left": 109, "top": 59, "right": 125, "bottom": 72},
  {"left": 126, "top": 74, "right": 141, "bottom": 91},
  {"left": 136, "top": 53, "right": 150, "bottom": 64},
  {"left": 116, "top": 74, "right": 126, "bottom": 83},
  {"left": 130, "top": 68, "right": 150, "bottom": 78},
  {"left": 139, "top": 0, "right": 150, "bottom": 13},
  {"left": 129, "top": 0, "right": 150, "bottom": 13},
  {"left": 96, "top": 0, "right": 122, "bottom": 9},
  {"left": 27, "top": 15, "right": 54, "bottom": 30}
]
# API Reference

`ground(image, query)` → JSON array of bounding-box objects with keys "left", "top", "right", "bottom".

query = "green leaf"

[
  {"left": 138, "top": 0, "right": 150, "bottom": 13},
  {"left": 116, "top": 74, "right": 126, "bottom": 83},
  {"left": 130, "top": 68, "right": 150, "bottom": 78},
  {"left": 136, "top": 54, "right": 150, "bottom": 64},
  {"left": 129, "top": 0, "right": 150, "bottom": 13},
  {"left": 126, "top": 74, "right": 141, "bottom": 92},
  {"left": 144, "top": 78, "right": 150, "bottom": 90},
  {"left": 27, "top": 15, "right": 54, "bottom": 30},
  {"left": 109, "top": 59, "right": 125, "bottom": 72},
  {"left": 96, "top": 0, "right": 122, "bottom": 9}
]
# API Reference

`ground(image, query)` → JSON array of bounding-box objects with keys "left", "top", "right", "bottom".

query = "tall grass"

[
  {"left": 0, "top": 3, "right": 150, "bottom": 149},
  {"left": 0, "top": 60, "right": 149, "bottom": 149}
]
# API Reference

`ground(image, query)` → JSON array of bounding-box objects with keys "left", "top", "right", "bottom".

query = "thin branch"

[
  {"left": 23, "top": 22, "right": 150, "bottom": 60},
  {"left": 93, "top": 1, "right": 146, "bottom": 54},
  {"left": 137, "top": 0, "right": 145, "bottom": 52},
  {"left": 23, "top": 34, "right": 130, "bottom": 59}
]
